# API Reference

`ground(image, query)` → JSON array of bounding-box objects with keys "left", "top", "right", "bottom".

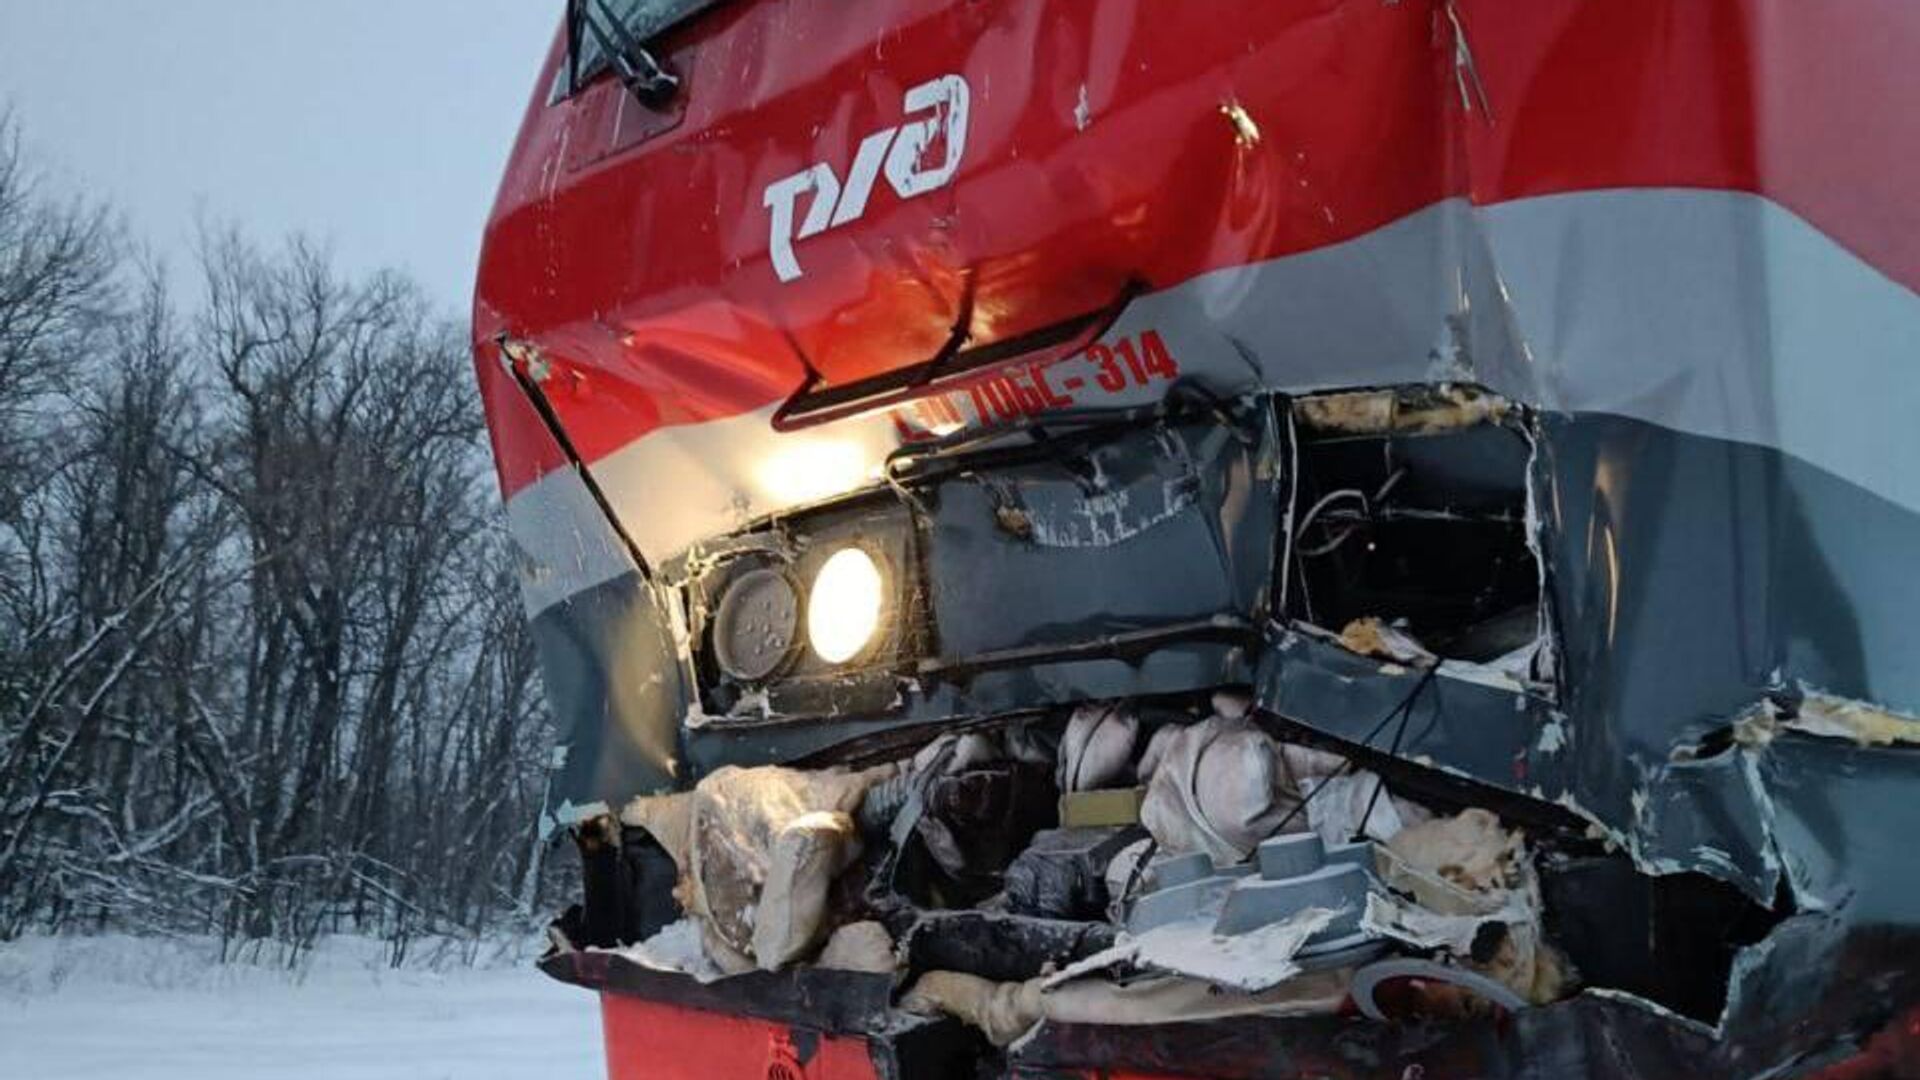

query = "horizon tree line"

[{"left": 0, "top": 112, "right": 566, "bottom": 961}]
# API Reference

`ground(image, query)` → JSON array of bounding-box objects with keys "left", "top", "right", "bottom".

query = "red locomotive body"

[{"left": 475, "top": 3, "right": 1920, "bottom": 1076}]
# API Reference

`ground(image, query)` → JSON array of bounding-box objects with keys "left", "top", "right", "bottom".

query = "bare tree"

[{"left": 0, "top": 118, "right": 565, "bottom": 950}]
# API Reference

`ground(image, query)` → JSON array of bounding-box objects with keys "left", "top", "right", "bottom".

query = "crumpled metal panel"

[
  {"left": 529, "top": 565, "right": 691, "bottom": 828},
  {"left": 1008, "top": 993, "right": 1721, "bottom": 1079},
  {"left": 681, "top": 638, "right": 1249, "bottom": 779},
  {"left": 1530, "top": 415, "right": 1920, "bottom": 904},
  {"left": 928, "top": 411, "right": 1280, "bottom": 658},
  {"left": 1001, "top": 919, "right": 1920, "bottom": 1077}
]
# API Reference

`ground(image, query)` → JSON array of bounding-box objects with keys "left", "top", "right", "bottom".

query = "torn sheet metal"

[
  {"left": 1009, "top": 924, "right": 1920, "bottom": 1079},
  {"left": 1043, "top": 908, "right": 1338, "bottom": 994},
  {"left": 549, "top": 899, "right": 1920, "bottom": 1078},
  {"left": 1009, "top": 991, "right": 1719, "bottom": 1080},
  {"left": 542, "top": 944, "right": 900, "bottom": 1036},
  {"left": 1783, "top": 689, "right": 1920, "bottom": 747},
  {"left": 925, "top": 407, "right": 1281, "bottom": 660},
  {"left": 530, "top": 564, "right": 691, "bottom": 827}
]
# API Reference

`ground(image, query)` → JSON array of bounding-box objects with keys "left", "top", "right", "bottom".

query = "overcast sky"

[{"left": 0, "top": 1, "right": 562, "bottom": 311}]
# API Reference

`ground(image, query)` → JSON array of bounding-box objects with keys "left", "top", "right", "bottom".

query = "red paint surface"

[
  {"left": 599, "top": 993, "right": 879, "bottom": 1080},
  {"left": 1802, "top": 1004, "right": 1920, "bottom": 1080},
  {"left": 474, "top": 0, "right": 1920, "bottom": 499}
]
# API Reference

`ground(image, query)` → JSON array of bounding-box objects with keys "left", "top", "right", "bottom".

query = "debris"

[
  {"left": 865, "top": 730, "right": 1058, "bottom": 906},
  {"left": 622, "top": 763, "right": 895, "bottom": 971},
  {"left": 1338, "top": 616, "right": 1437, "bottom": 665},
  {"left": 901, "top": 910, "right": 1118, "bottom": 984},
  {"left": 1298, "top": 767, "right": 1430, "bottom": 846},
  {"left": 1005, "top": 827, "right": 1146, "bottom": 921},
  {"left": 1051, "top": 968, "right": 1352, "bottom": 1028},
  {"left": 1057, "top": 702, "right": 1140, "bottom": 792},
  {"left": 1362, "top": 888, "right": 1535, "bottom": 963},
  {"left": 1136, "top": 707, "right": 1429, "bottom": 864},
  {"left": 902, "top": 970, "right": 1044, "bottom": 1046},
  {"left": 1051, "top": 906, "right": 1344, "bottom": 994},
  {"left": 1138, "top": 714, "right": 1307, "bottom": 864},
  {"left": 902, "top": 965, "right": 1352, "bottom": 1047},
  {"left": 917, "top": 758, "right": 1056, "bottom": 903},
  {"left": 994, "top": 503, "right": 1034, "bottom": 539},
  {"left": 1127, "top": 866, "right": 1241, "bottom": 932},
  {"left": 1296, "top": 390, "right": 1394, "bottom": 435},
  {"left": 1783, "top": 690, "right": 1920, "bottom": 747},
  {"left": 1120, "top": 831, "right": 1377, "bottom": 972},
  {"left": 576, "top": 693, "right": 1709, "bottom": 1061},
  {"left": 1370, "top": 809, "right": 1568, "bottom": 1006},
  {"left": 1436, "top": 652, "right": 1550, "bottom": 694},
  {"left": 1211, "top": 688, "right": 1253, "bottom": 720},
  {"left": 1216, "top": 864, "right": 1366, "bottom": 940},
  {"left": 815, "top": 920, "right": 898, "bottom": 974},
  {"left": 1383, "top": 807, "right": 1514, "bottom": 895},
  {"left": 1102, "top": 836, "right": 1155, "bottom": 916},
  {"left": 1349, "top": 956, "right": 1527, "bottom": 1021},
  {"left": 754, "top": 810, "right": 863, "bottom": 970},
  {"left": 1293, "top": 385, "right": 1510, "bottom": 437}
]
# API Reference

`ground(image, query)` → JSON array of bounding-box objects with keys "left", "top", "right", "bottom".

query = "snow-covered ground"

[{"left": 0, "top": 933, "right": 604, "bottom": 1080}]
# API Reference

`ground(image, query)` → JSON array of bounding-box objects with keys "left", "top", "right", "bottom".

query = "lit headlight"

[{"left": 807, "top": 547, "right": 886, "bottom": 664}]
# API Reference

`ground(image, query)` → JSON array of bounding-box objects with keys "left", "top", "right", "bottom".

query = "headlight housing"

[
  {"left": 691, "top": 502, "right": 917, "bottom": 717},
  {"left": 710, "top": 567, "right": 800, "bottom": 682}
]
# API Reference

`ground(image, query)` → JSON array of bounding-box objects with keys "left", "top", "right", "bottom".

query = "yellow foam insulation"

[
  {"left": 1787, "top": 692, "right": 1920, "bottom": 747},
  {"left": 1295, "top": 385, "right": 1511, "bottom": 436}
]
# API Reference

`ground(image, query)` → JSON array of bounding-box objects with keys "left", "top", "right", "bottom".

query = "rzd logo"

[{"left": 763, "top": 75, "right": 971, "bottom": 283}]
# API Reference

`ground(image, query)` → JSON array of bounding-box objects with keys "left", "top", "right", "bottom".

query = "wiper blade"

[{"left": 580, "top": 0, "right": 681, "bottom": 107}]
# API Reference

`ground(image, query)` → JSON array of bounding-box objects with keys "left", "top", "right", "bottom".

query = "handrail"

[{"left": 770, "top": 276, "right": 1146, "bottom": 432}]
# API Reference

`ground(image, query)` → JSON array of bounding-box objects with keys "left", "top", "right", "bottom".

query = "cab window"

[{"left": 567, "top": 0, "right": 723, "bottom": 95}]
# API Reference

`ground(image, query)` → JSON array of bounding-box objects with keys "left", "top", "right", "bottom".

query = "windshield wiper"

[{"left": 575, "top": 0, "right": 681, "bottom": 107}]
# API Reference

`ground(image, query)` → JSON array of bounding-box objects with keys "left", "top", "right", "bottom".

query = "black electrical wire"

[
  {"left": 1355, "top": 667, "right": 1431, "bottom": 841},
  {"left": 1119, "top": 665, "right": 1437, "bottom": 919},
  {"left": 1268, "top": 663, "right": 1440, "bottom": 840}
]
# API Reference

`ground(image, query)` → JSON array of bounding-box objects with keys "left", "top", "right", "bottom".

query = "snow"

[
  {"left": 596, "top": 917, "right": 722, "bottom": 983},
  {"left": 0, "top": 934, "right": 603, "bottom": 1080}
]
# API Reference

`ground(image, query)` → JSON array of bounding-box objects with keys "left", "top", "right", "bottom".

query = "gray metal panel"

[
  {"left": 531, "top": 569, "right": 689, "bottom": 826},
  {"left": 927, "top": 413, "right": 1280, "bottom": 658}
]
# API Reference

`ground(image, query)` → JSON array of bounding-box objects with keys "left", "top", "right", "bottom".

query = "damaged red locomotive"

[{"left": 472, "top": 1, "right": 1920, "bottom": 1076}]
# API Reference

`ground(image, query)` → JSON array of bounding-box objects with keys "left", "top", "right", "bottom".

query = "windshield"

[{"left": 570, "top": 0, "right": 723, "bottom": 91}]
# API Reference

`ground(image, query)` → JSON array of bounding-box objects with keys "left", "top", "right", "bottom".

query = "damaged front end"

[
  {"left": 529, "top": 385, "right": 1920, "bottom": 1079},
  {"left": 471, "top": 1, "right": 1920, "bottom": 1075}
]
